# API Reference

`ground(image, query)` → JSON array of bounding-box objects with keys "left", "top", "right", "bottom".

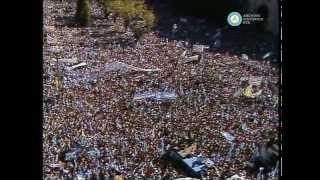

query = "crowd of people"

[{"left": 43, "top": 0, "right": 280, "bottom": 179}]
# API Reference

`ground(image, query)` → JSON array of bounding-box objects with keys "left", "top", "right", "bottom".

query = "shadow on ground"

[{"left": 147, "top": 0, "right": 279, "bottom": 62}]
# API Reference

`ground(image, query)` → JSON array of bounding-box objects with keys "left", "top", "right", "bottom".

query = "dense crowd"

[{"left": 43, "top": 0, "right": 279, "bottom": 179}]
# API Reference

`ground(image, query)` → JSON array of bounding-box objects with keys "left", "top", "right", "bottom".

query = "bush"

[
  {"left": 104, "top": 0, "right": 156, "bottom": 38},
  {"left": 75, "top": 0, "right": 90, "bottom": 26}
]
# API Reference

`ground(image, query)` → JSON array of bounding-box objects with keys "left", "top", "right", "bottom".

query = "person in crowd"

[{"left": 43, "top": 0, "right": 279, "bottom": 179}]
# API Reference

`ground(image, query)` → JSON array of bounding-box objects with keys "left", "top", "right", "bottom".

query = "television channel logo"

[{"left": 227, "top": 12, "right": 242, "bottom": 26}]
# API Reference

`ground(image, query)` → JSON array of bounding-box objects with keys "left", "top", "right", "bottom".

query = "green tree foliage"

[
  {"left": 103, "top": 0, "right": 156, "bottom": 39},
  {"left": 75, "top": 0, "right": 90, "bottom": 26}
]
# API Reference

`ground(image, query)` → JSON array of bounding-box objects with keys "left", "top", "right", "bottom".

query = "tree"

[
  {"left": 75, "top": 0, "right": 90, "bottom": 26},
  {"left": 103, "top": 0, "right": 156, "bottom": 39}
]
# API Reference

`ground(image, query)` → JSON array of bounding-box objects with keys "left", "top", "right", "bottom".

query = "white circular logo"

[
  {"left": 231, "top": 15, "right": 239, "bottom": 23},
  {"left": 227, "top": 12, "right": 242, "bottom": 26}
]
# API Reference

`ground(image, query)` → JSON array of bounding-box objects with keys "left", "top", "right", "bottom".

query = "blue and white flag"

[
  {"left": 221, "top": 132, "right": 235, "bottom": 143},
  {"left": 87, "top": 148, "right": 101, "bottom": 158},
  {"left": 65, "top": 151, "right": 77, "bottom": 161},
  {"left": 133, "top": 91, "right": 177, "bottom": 101}
]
